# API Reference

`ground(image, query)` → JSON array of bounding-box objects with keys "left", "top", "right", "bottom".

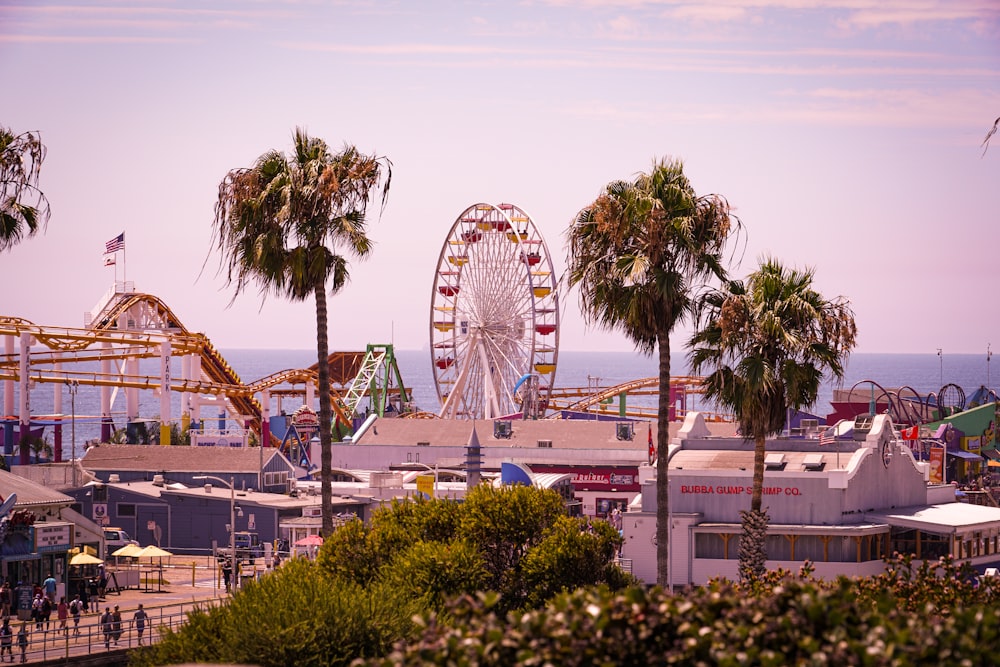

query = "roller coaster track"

[{"left": 1, "top": 292, "right": 358, "bottom": 438}]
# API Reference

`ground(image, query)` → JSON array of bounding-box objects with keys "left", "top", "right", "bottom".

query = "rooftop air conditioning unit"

[
  {"left": 302, "top": 506, "right": 322, "bottom": 518},
  {"left": 108, "top": 474, "right": 120, "bottom": 484},
  {"left": 151, "top": 474, "right": 165, "bottom": 487},
  {"left": 616, "top": 422, "right": 635, "bottom": 441},
  {"left": 494, "top": 420, "right": 513, "bottom": 439}
]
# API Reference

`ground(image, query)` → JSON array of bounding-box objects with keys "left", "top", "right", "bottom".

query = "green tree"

[
  {"left": 212, "top": 128, "right": 391, "bottom": 534},
  {"left": 520, "top": 515, "right": 627, "bottom": 608},
  {"left": 318, "top": 484, "right": 622, "bottom": 613},
  {"left": 0, "top": 126, "right": 50, "bottom": 253},
  {"left": 566, "top": 157, "right": 739, "bottom": 587},
  {"left": 689, "top": 258, "right": 856, "bottom": 580}
]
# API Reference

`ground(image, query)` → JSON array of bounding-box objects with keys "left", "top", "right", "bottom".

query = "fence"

[{"left": 8, "top": 596, "right": 225, "bottom": 664}]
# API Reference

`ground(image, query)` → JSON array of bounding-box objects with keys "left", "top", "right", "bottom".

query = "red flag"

[
  {"left": 901, "top": 425, "right": 920, "bottom": 440},
  {"left": 647, "top": 424, "right": 655, "bottom": 464}
]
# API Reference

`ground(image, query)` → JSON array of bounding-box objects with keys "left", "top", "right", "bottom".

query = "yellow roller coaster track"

[{"left": 0, "top": 292, "right": 355, "bottom": 440}]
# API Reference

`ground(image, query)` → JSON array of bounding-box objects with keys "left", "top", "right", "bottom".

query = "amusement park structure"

[
  {"left": 0, "top": 282, "right": 410, "bottom": 464},
  {"left": 430, "top": 203, "right": 559, "bottom": 420}
]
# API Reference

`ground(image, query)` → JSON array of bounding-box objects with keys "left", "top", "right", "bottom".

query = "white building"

[{"left": 623, "top": 412, "right": 1000, "bottom": 586}]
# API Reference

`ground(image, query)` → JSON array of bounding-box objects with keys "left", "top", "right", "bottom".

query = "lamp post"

[
  {"left": 937, "top": 348, "right": 943, "bottom": 386},
  {"left": 66, "top": 380, "right": 79, "bottom": 487},
  {"left": 988, "top": 344, "right": 992, "bottom": 388},
  {"left": 406, "top": 461, "right": 438, "bottom": 498},
  {"left": 194, "top": 475, "right": 235, "bottom": 584}
]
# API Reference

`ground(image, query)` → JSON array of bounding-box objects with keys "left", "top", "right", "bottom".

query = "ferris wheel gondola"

[{"left": 430, "top": 203, "right": 559, "bottom": 419}]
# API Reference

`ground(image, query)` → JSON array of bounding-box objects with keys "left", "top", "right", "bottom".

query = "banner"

[{"left": 929, "top": 446, "right": 945, "bottom": 484}]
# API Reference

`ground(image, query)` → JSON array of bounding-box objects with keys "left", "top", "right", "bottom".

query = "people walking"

[
  {"left": 134, "top": 604, "right": 148, "bottom": 645},
  {"left": 221, "top": 559, "right": 232, "bottom": 593},
  {"left": 69, "top": 595, "right": 82, "bottom": 635},
  {"left": 100, "top": 607, "right": 112, "bottom": 649},
  {"left": 56, "top": 597, "right": 68, "bottom": 635},
  {"left": 111, "top": 605, "right": 122, "bottom": 646},
  {"left": 15, "top": 624, "right": 26, "bottom": 663},
  {"left": 0, "top": 617, "right": 12, "bottom": 663},
  {"left": 30, "top": 595, "right": 42, "bottom": 631},
  {"left": 41, "top": 574, "right": 56, "bottom": 603}
]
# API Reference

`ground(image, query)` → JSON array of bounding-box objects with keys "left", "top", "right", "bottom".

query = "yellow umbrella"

[
  {"left": 69, "top": 552, "right": 104, "bottom": 566},
  {"left": 135, "top": 545, "right": 173, "bottom": 559},
  {"left": 111, "top": 543, "right": 144, "bottom": 558}
]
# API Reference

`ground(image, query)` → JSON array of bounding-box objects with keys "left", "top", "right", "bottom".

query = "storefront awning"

[
  {"left": 983, "top": 449, "right": 1000, "bottom": 461},
  {"left": 948, "top": 449, "right": 982, "bottom": 462}
]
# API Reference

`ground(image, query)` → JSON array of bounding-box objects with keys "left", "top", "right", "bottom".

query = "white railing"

[
  {"left": 84, "top": 282, "right": 137, "bottom": 328},
  {"left": 14, "top": 595, "right": 225, "bottom": 664}
]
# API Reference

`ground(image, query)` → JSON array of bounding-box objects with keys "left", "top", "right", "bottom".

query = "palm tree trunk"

[
  {"left": 314, "top": 279, "right": 334, "bottom": 536},
  {"left": 655, "top": 329, "right": 671, "bottom": 589},
  {"left": 751, "top": 434, "right": 766, "bottom": 513}
]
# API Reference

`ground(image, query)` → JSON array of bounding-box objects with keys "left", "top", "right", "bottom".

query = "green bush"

[
  {"left": 378, "top": 539, "right": 489, "bottom": 614},
  {"left": 129, "top": 558, "right": 417, "bottom": 667},
  {"left": 359, "top": 557, "right": 1000, "bottom": 666}
]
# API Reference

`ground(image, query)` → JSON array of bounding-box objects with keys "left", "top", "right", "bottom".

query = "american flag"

[
  {"left": 104, "top": 232, "right": 125, "bottom": 254},
  {"left": 819, "top": 426, "right": 836, "bottom": 446}
]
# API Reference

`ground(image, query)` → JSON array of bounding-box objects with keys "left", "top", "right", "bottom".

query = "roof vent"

[
  {"left": 108, "top": 474, "right": 120, "bottom": 484},
  {"left": 764, "top": 453, "right": 787, "bottom": 470},
  {"left": 803, "top": 453, "right": 825, "bottom": 471},
  {"left": 537, "top": 439, "right": 552, "bottom": 448},
  {"left": 152, "top": 474, "right": 165, "bottom": 487}
]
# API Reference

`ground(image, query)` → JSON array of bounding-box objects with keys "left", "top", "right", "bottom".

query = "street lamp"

[
  {"left": 66, "top": 380, "right": 79, "bottom": 487},
  {"left": 937, "top": 348, "right": 943, "bottom": 386},
  {"left": 194, "top": 475, "right": 235, "bottom": 584},
  {"left": 988, "top": 343, "right": 993, "bottom": 388},
  {"left": 405, "top": 461, "right": 438, "bottom": 499}
]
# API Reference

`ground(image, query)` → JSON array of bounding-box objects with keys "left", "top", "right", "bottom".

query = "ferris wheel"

[{"left": 430, "top": 203, "right": 559, "bottom": 420}]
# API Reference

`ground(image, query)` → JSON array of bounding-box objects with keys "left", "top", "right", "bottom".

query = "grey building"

[{"left": 80, "top": 444, "right": 297, "bottom": 493}]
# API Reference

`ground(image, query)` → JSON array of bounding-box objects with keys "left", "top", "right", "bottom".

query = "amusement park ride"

[{"left": 1, "top": 202, "right": 721, "bottom": 465}]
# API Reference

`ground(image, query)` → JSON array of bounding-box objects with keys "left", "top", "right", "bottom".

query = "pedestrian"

[
  {"left": 0, "top": 617, "right": 12, "bottom": 663},
  {"left": 100, "top": 607, "right": 112, "bottom": 649},
  {"left": 221, "top": 559, "right": 232, "bottom": 593},
  {"left": 111, "top": 605, "right": 122, "bottom": 645},
  {"left": 41, "top": 574, "right": 56, "bottom": 603},
  {"left": 133, "top": 603, "right": 147, "bottom": 646},
  {"left": 0, "top": 581, "right": 12, "bottom": 618},
  {"left": 15, "top": 624, "right": 26, "bottom": 664},
  {"left": 97, "top": 569, "right": 107, "bottom": 600},
  {"left": 56, "top": 597, "right": 68, "bottom": 635},
  {"left": 78, "top": 581, "right": 90, "bottom": 614},
  {"left": 69, "top": 595, "right": 81, "bottom": 635},
  {"left": 40, "top": 595, "right": 51, "bottom": 631},
  {"left": 30, "top": 595, "right": 42, "bottom": 631}
]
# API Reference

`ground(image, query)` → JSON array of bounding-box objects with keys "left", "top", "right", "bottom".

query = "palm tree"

[
  {"left": 566, "top": 157, "right": 739, "bottom": 588},
  {"left": 689, "top": 258, "right": 857, "bottom": 581},
  {"left": 1, "top": 126, "right": 50, "bottom": 252},
  {"left": 212, "top": 128, "right": 391, "bottom": 535}
]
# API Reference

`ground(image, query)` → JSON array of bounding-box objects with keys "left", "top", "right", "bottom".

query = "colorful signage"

[
  {"left": 929, "top": 446, "right": 945, "bottom": 484},
  {"left": 527, "top": 465, "right": 639, "bottom": 491}
]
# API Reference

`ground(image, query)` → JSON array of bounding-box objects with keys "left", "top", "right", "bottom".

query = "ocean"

[{"left": 5, "top": 349, "right": 995, "bottom": 460}]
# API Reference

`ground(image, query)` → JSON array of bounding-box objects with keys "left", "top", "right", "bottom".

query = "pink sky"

[{"left": 1, "top": 0, "right": 998, "bottom": 354}]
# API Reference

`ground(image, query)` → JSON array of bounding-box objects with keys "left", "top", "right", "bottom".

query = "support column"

[
  {"left": 101, "top": 341, "right": 113, "bottom": 442},
  {"left": 18, "top": 332, "right": 31, "bottom": 465},
  {"left": 261, "top": 390, "right": 271, "bottom": 449},
  {"left": 53, "top": 365, "right": 63, "bottom": 463},
  {"left": 160, "top": 340, "right": 172, "bottom": 445}
]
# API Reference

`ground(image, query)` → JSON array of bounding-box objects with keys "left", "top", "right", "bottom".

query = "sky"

[{"left": 1, "top": 0, "right": 998, "bottom": 357}]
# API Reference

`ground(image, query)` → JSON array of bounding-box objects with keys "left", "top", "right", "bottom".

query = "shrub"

[{"left": 129, "top": 558, "right": 417, "bottom": 667}]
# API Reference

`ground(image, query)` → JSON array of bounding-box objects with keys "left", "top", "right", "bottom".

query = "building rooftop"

[
  {"left": 0, "top": 469, "right": 74, "bottom": 507},
  {"left": 81, "top": 444, "right": 291, "bottom": 474},
  {"left": 352, "top": 416, "right": 738, "bottom": 449}
]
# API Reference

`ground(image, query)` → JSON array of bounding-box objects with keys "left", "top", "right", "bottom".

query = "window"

[
  {"left": 92, "top": 485, "right": 108, "bottom": 503},
  {"left": 118, "top": 504, "right": 136, "bottom": 517}
]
